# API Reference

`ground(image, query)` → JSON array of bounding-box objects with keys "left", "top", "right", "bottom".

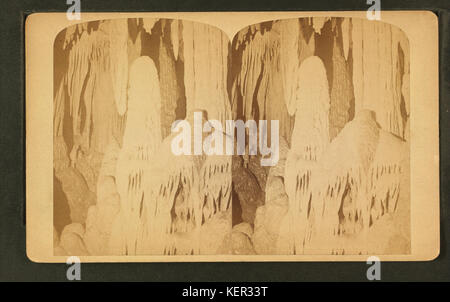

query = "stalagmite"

[
  {"left": 225, "top": 223, "right": 256, "bottom": 254},
  {"left": 253, "top": 138, "right": 289, "bottom": 254},
  {"left": 190, "top": 153, "right": 232, "bottom": 255},
  {"left": 283, "top": 56, "right": 330, "bottom": 254},
  {"left": 59, "top": 223, "right": 90, "bottom": 256},
  {"left": 113, "top": 56, "right": 162, "bottom": 255},
  {"left": 308, "top": 110, "right": 380, "bottom": 254},
  {"left": 139, "top": 132, "right": 201, "bottom": 255},
  {"left": 303, "top": 110, "right": 406, "bottom": 255},
  {"left": 137, "top": 116, "right": 233, "bottom": 255},
  {"left": 83, "top": 139, "right": 121, "bottom": 255}
]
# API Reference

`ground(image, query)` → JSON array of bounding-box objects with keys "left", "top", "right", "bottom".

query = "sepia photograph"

[
  {"left": 51, "top": 16, "right": 411, "bottom": 256},
  {"left": 1, "top": 0, "right": 449, "bottom": 287},
  {"left": 24, "top": 11, "right": 439, "bottom": 262}
]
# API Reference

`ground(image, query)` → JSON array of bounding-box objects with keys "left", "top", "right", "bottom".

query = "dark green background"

[{"left": 0, "top": 0, "right": 448, "bottom": 281}]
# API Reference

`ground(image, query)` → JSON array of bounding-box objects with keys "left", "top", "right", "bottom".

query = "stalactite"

[
  {"left": 351, "top": 19, "right": 409, "bottom": 138},
  {"left": 108, "top": 18, "right": 129, "bottom": 115},
  {"left": 159, "top": 20, "right": 182, "bottom": 138},
  {"left": 200, "top": 155, "right": 232, "bottom": 221},
  {"left": 66, "top": 30, "right": 91, "bottom": 140},
  {"left": 83, "top": 139, "right": 121, "bottom": 255},
  {"left": 312, "top": 17, "right": 330, "bottom": 34},
  {"left": 53, "top": 77, "right": 70, "bottom": 173},
  {"left": 233, "top": 21, "right": 298, "bottom": 144},
  {"left": 56, "top": 20, "right": 130, "bottom": 155},
  {"left": 329, "top": 21, "right": 354, "bottom": 140},
  {"left": 138, "top": 114, "right": 203, "bottom": 255},
  {"left": 279, "top": 19, "right": 300, "bottom": 116},
  {"left": 182, "top": 21, "right": 231, "bottom": 124},
  {"left": 54, "top": 17, "right": 410, "bottom": 256},
  {"left": 235, "top": 25, "right": 275, "bottom": 119},
  {"left": 140, "top": 148, "right": 200, "bottom": 255},
  {"left": 143, "top": 19, "right": 158, "bottom": 34},
  {"left": 136, "top": 132, "right": 232, "bottom": 255},
  {"left": 54, "top": 76, "right": 66, "bottom": 137},
  {"left": 171, "top": 20, "right": 180, "bottom": 60},
  {"left": 342, "top": 18, "right": 350, "bottom": 61}
]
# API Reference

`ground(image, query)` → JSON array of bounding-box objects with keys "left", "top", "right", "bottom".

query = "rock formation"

[
  {"left": 231, "top": 18, "right": 410, "bottom": 255},
  {"left": 53, "top": 17, "right": 410, "bottom": 257}
]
